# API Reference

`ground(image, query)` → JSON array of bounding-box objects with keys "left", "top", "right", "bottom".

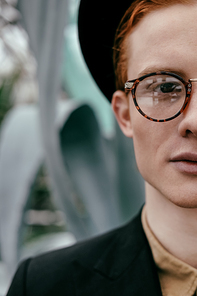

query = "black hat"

[{"left": 78, "top": 0, "right": 135, "bottom": 102}]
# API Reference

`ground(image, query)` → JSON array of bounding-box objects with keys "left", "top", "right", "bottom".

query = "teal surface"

[{"left": 62, "top": 24, "right": 114, "bottom": 137}]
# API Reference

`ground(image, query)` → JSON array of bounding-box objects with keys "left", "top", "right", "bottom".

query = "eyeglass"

[{"left": 125, "top": 71, "right": 197, "bottom": 122}]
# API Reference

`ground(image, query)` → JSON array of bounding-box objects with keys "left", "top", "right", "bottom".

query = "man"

[{"left": 6, "top": 0, "right": 197, "bottom": 295}]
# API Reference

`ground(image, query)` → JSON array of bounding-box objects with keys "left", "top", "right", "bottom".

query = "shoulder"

[
  {"left": 24, "top": 218, "right": 133, "bottom": 277},
  {"left": 27, "top": 209, "right": 144, "bottom": 272},
  {"left": 7, "top": 210, "right": 147, "bottom": 296}
]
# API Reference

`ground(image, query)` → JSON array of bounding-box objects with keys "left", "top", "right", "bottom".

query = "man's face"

[{"left": 115, "top": 3, "right": 197, "bottom": 207}]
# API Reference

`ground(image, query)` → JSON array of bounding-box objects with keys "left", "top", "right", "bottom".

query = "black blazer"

[{"left": 6, "top": 211, "right": 162, "bottom": 296}]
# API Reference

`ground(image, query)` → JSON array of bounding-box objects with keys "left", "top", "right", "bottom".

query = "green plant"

[{"left": 0, "top": 72, "right": 20, "bottom": 126}]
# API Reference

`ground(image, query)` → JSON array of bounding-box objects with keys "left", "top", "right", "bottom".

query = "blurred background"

[{"left": 0, "top": 0, "right": 145, "bottom": 294}]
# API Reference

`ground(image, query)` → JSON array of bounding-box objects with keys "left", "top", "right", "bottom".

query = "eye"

[
  {"left": 159, "top": 82, "right": 182, "bottom": 93},
  {"left": 134, "top": 73, "right": 187, "bottom": 121}
]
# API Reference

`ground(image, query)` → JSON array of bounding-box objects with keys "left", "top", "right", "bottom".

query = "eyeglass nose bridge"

[{"left": 189, "top": 78, "right": 197, "bottom": 82}]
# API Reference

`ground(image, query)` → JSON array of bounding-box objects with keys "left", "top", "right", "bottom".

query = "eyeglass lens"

[{"left": 135, "top": 75, "right": 186, "bottom": 120}]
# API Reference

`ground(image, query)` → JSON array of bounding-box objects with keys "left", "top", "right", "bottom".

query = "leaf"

[
  {"left": 60, "top": 104, "right": 121, "bottom": 234},
  {"left": 0, "top": 105, "right": 44, "bottom": 275}
]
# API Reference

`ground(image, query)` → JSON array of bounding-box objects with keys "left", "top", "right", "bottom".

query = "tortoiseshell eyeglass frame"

[{"left": 124, "top": 71, "right": 197, "bottom": 122}]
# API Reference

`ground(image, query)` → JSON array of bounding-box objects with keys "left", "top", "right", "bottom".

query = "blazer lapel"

[{"left": 73, "top": 211, "right": 162, "bottom": 296}]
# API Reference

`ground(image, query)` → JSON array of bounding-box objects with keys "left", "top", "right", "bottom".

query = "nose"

[{"left": 178, "top": 82, "right": 197, "bottom": 137}]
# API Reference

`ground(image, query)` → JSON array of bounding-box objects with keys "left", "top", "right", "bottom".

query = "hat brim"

[{"left": 78, "top": 0, "right": 135, "bottom": 102}]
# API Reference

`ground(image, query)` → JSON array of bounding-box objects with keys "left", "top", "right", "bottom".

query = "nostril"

[{"left": 185, "top": 129, "right": 192, "bottom": 136}]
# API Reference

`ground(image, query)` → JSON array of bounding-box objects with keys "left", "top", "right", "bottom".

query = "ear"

[{"left": 112, "top": 90, "right": 133, "bottom": 138}]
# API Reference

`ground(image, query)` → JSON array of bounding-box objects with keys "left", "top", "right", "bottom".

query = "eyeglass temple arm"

[{"left": 189, "top": 78, "right": 197, "bottom": 82}]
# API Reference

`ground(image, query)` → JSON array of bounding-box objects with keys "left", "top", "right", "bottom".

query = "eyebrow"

[{"left": 138, "top": 67, "right": 186, "bottom": 79}]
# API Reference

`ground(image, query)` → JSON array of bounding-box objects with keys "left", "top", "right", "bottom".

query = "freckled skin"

[
  {"left": 129, "top": 4, "right": 197, "bottom": 207},
  {"left": 115, "top": 3, "right": 197, "bottom": 207}
]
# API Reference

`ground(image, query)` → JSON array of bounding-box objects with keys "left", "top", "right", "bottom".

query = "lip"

[{"left": 170, "top": 153, "right": 197, "bottom": 175}]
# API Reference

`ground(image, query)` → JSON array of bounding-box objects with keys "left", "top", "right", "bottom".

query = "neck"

[{"left": 145, "top": 182, "right": 197, "bottom": 268}]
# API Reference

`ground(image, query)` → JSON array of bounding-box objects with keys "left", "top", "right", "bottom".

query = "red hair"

[{"left": 113, "top": 0, "right": 195, "bottom": 91}]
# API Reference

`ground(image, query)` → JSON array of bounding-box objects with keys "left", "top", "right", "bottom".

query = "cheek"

[
  {"left": 129, "top": 102, "right": 173, "bottom": 181},
  {"left": 129, "top": 107, "right": 153, "bottom": 176},
  {"left": 132, "top": 119, "right": 155, "bottom": 179}
]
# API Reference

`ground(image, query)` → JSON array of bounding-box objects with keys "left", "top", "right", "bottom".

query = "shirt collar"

[{"left": 142, "top": 205, "right": 197, "bottom": 296}]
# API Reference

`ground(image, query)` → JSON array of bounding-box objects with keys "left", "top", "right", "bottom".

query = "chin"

[
  {"left": 165, "top": 187, "right": 197, "bottom": 209},
  {"left": 169, "top": 197, "right": 197, "bottom": 209},
  {"left": 145, "top": 176, "right": 197, "bottom": 209}
]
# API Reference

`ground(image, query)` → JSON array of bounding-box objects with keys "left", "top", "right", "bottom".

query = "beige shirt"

[{"left": 141, "top": 206, "right": 197, "bottom": 296}]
